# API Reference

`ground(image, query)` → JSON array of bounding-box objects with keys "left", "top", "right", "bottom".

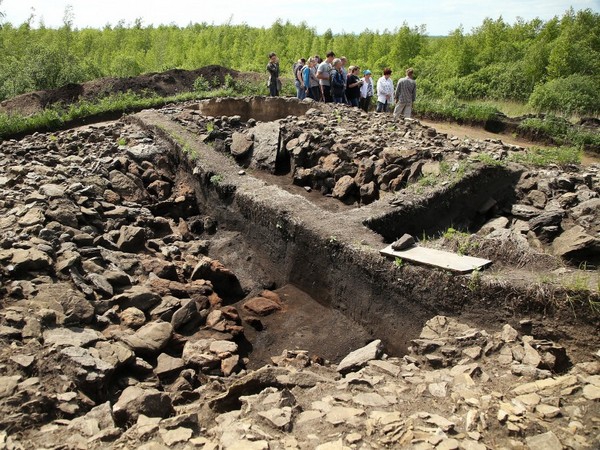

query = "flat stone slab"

[{"left": 380, "top": 244, "right": 491, "bottom": 274}]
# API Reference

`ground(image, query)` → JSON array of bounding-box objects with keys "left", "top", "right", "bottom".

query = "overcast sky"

[{"left": 2, "top": 0, "right": 598, "bottom": 35}]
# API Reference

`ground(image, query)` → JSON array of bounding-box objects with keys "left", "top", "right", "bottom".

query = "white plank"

[{"left": 380, "top": 244, "right": 492, "bottom": 274}]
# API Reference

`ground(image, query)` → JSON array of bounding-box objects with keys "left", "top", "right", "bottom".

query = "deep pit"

[{"left": 1, "top": 96, "right": 599, "bottom": 449}]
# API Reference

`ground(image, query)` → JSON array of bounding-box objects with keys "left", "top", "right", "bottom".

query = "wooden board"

[{"left": 380, "top": 244, "right": 492, "bottom": 274}]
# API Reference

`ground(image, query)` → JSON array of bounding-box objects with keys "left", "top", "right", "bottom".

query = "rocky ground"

[
  {"left": 164, "top": 101, "right": 600, "bottom": 267},
  {"left": 0, "top": 106, "right": 598, "bottom": 449}
]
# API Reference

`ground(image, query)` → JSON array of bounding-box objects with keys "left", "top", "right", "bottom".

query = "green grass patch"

[
  {"left": 509, "top": 146, "right": 582, "bottom": 167},
  {"left": 518, "top": 115, "right": 600, "bottom": 153},
  {"left": 415, "top": 97, "right": 499, "bottom": 123}
]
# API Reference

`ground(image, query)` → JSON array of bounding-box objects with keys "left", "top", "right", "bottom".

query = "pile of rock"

[
  {"left": 477, "top": 167, "right": 600, "bottom": 263},
  {"left": 0, "top": 121, "right": 255, "bottom": 439}
]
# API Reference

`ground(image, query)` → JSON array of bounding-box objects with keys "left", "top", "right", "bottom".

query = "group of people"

[{"left": 266, "top": 51, "right": 417, "bottom": 118}]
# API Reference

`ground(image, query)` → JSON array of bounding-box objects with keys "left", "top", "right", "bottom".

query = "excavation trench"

[{"left": 127, "top": 99, "right": 599, "bottom": 365}]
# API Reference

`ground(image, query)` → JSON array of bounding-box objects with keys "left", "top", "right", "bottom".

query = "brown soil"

[{"left": 0, "top": 66, "right": 249, "bottom": 116}]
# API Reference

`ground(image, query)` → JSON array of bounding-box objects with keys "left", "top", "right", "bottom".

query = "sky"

[{"left": 1, "top": 0, "right": 599, "bottom": 35}]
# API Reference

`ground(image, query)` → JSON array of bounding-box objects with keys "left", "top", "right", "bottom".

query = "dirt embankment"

[{"left": 0, "top": 66, "right": 244, "bottom": 116}]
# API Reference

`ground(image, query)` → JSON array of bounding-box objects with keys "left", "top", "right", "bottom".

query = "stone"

[
  {"left": 230, "top": 132, "right": 253, "bottom": 158},
  {"left": 325, "top": 406, "right": 365, "bottom": 425},
  {"left": 171, "top": 299, "right": 199, "bottom": 330},
  {"left": 160, "top": 427, "right": 193, "bottom": 446},
  {"left": 536, "top": 404, "right": 561, "bottom": 419},
  {"left": 68, "top": 402, "right": 115, "bottom": 437},
  {"left": 337, "top": 340, "right": 383, "bottom": 374},
  {"left": 109, "top": 170, "right": 148, "bottom": 203},
  {"left": 437, "top": 439, "right": 459, "bottom": 450},
  {"left": 501, "top": 324, "right": 519, "bottom": 343},
  {"left": 112, "top": 286, "right": 162, "bottom": 312},
  {"left": 95, "top": 341, "right": 135, "bottom": 369},
  {"left": 0, "top": 376, "right": 21, "bottom": 398},
  {"left": 127, "top": 143, "right": 162, "bottom": 161},
  {"left": 9, "top": 248, "right": 52, "bottom": 272},
  {"left": 18, "top": 207, "right": 45, "bottom": 226},
  {"left": 43, "top": 327, "right": 105, "bottom": 348},
  {"left": 424, "top": 413, "right": 455, "bottom": 432},
  {"left": 40, "top": 183, "right": 66, "bottom": 198},
  {"left": 249, "top": 122, "right": 280, "bottom": 173},
  {"left": 525, "top": 431, "right": 563, "bottom": 450},
  {"left": 528, "top": 210, "right": 563, "bottom": 232},
  {"left": 522, "top": 342, "right": 542, "bottom": 367},
  {"left": 552, "top": 225, "right": 599, "bottom": 259},
  {"left": 428, "top": 382, "right": 448, "bottom": 397},
  {"left": 368, "top": 360, "right": 401, "bottom": 377},
  {"left": 316, "top": 439, "right": 351, "bottom": 450},
  {"left": 582, "top": 383, "right": 600, "bottom": 400},
  {"left": 112, "top": 386, "right": 174, "bottom": 425},
  {"left": 391, "top": 233, "right": 415, "bottom": 251},
  {"left": 353, "top": 392, "right": 390, "bottom": 407},
  {"left": 243, "top": 296, "right": 281, "bottom": 316},
  {"left": 121, "top": 321, "right": 173, "bottom": 355},
  {"left": 511, "top": 204, "right": 541, "bottom": 220},
  {"left": 59, "top": 346, "right": 114, "bottom": 389},
  {"left": 359, "top": 180, "right": 378, "bottom": 204},
  {"left": 258, "top": 406, "right": 294, "bottom": 431},
  {"left": 190, "top": 257, "right": 244, "bottom": 299},
  {"left": 116, "top": 226, "right": 146, "bottom": 252},
  {"left": 119, "top": 307, "right": 147, "bottom": 329},
  {"left": 182, "top": 339, "right": 221, "bottom": 369},
  {"left": 332, "top": 175, "right": 356, "bottom": 200},
  {"left": 155, "top": 353, "right": 185, "bottom": 378}
]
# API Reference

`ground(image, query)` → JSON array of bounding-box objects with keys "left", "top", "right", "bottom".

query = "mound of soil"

[{"left": 0, "top": 65, "right": 241, "bottom": 116}]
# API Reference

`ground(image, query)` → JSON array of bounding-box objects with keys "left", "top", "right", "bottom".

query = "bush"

[
  {"left": 193, "top": 75, "right": 210, "bottom": 93},
  {"left": 528, "top": 74, "right": 600, "bottom": 116}
]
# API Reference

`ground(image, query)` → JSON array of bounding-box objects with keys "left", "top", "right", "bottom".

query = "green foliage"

[
  {"left": 518, "top": 115, "right": 600, "bottom": 152},
  {"left": 508, "top": 146, "right": 582, "bottom": 167},
  {"left": 209, "top": 174, "right": 224, "bottom": 185},
  {"left": 528, "top": 74, "right": 600, "bottom": 116},
  {"left": 0, "top": 7, "right": 598, "bottom": 119},
  {"left": 394, "top": 257, "right": 404, "bottom": 268}
]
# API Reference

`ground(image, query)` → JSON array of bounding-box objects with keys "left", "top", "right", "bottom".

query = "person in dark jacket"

[
  {"left": 331, "top": 58, "right": 346, "bottom": 104},
  {"left": 266, "top": 52, "right": 280, "bottom": 97},
  {"left": 345, "top": 66, "right": 362, "bottom": 107}
]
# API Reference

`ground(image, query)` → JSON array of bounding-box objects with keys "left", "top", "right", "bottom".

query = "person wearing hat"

[{"left": 359, "top": 70, "right": 374, "bottom": 112}]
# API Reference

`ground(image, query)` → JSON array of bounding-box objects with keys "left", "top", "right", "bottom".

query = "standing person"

[
  {"left": 393, "top": 68, "right": 417, "bottom": 118},
  {"left": 303, "top": 58, "right": 320, "bottom": 101},
  {"left": 346, "top": 66, "right": 362, "bottom": 107},
  {"left": 317, "top": 51, "right": 335, "bottom": 102},
  {"left": 376, "top": 68, "right": 394, "bottom": 112},
  {"left": 359, "top": 70, "right": 374, "bottom": 112},
  {"left": 294, "top": 58, "right": 306, "bottom": 100},
  {"left": 340, "top": 56, "right": 348, "bottom": 103},
  {"left": 266, "top": 52, "right": 280, "bottom": 97},
  {"left": 330, "top": 58, "right": 346, "bottom": 103}
]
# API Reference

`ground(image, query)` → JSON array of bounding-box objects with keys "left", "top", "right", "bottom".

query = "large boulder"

[
  {"left": 249, "top": 122, "right": 281, "bottom": 173},
  {"left": 552, "top": 225, "right": 599, "bottom": 260},
  {"left": 120, "top": 321, "right": 173, "bottom": 355},
  {"left": 112, "top": 386, "right": 174, "bottom": 425}
]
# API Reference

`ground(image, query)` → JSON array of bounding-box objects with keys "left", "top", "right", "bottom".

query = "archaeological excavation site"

[{"left": 0, "top": 95, "right": 599, "bottom": 450}]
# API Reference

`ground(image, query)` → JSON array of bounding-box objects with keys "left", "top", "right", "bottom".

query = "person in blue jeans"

[
  {"left": 294, "top": 58, "right": 306, "bottom": 100},
  {"left": 331, "top": 59, "right": 346, "bottom": 104}
]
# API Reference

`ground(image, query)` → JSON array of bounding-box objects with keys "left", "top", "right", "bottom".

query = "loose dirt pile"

[{"left": 0, "top": 66, "right": 243, "bottom": 116}]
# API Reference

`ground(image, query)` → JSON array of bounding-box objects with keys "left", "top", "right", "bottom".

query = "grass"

[
  {"left": 508, "top": 146, "right": 582, "bottom": 167},
  {"left": 415, "top": 97, "right": 499, "bottom": 123},
  {"left": 518, "top": 115, "right": 600, "bottom": 153},
  {"left": 209, "top": 174, "right": 224, "bottom": 186},
  {"left": 465, "top": 99, "right": 536, "bottom": 118},
  {"left": 0, "top": 77, "right": 267, "bottom": 140}
]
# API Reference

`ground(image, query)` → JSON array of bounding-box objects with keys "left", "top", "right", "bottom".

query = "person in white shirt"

[
  {"left": 359, "top": 70, "right": 374, "bottom": 112},
  {"left": 376, "top": 68, "right": 394, "bottom": 112}
]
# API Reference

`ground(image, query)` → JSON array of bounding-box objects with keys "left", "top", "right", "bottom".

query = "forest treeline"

[{"left": 0, "top": 6, "right": 599, "bottom": 116}]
